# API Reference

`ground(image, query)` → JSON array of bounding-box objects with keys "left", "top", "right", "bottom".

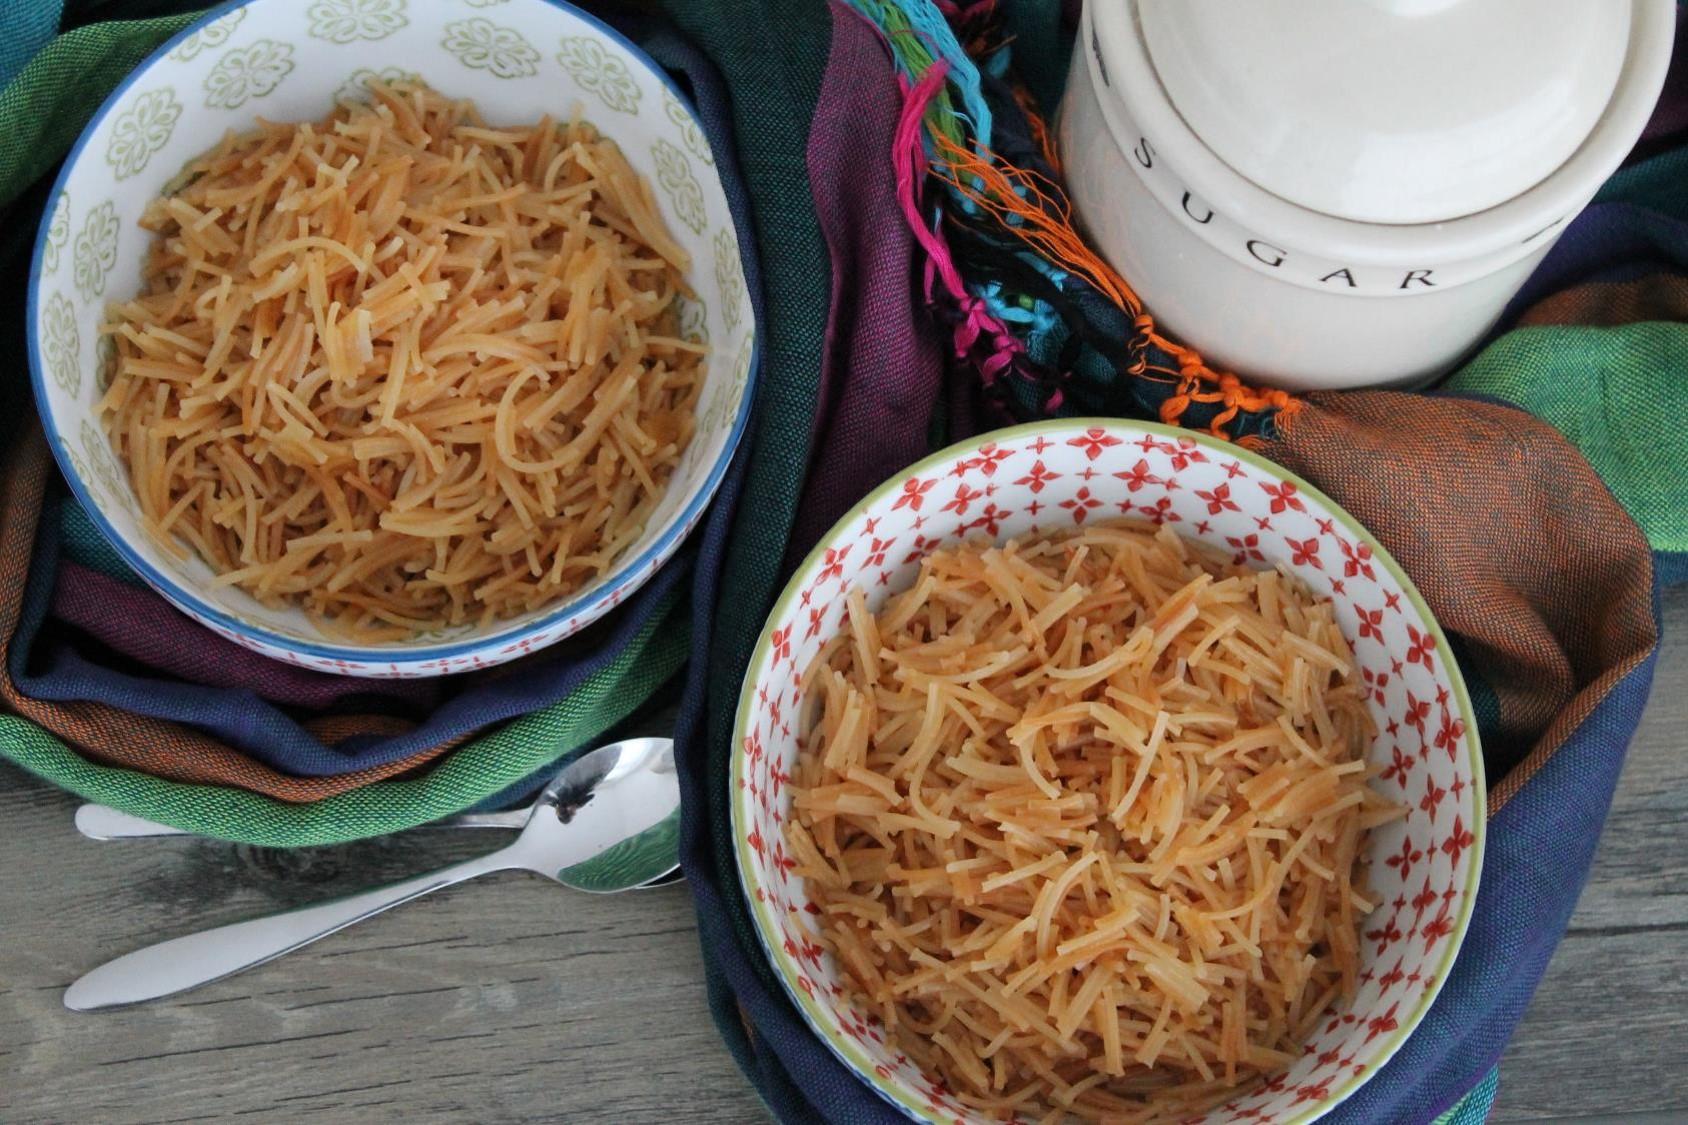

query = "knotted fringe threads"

[
  {"left": 880, "top": 14, "right": 1302, "bottom": 444},
  {"left": 894, "top": 65, "right": 1049, "bottom": 401}
]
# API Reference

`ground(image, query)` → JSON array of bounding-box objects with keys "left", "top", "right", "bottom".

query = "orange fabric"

[
  {"left": 1265, "top": 392, "right": 1658, "bottom": 810},
  {"left": 1517, "top": 272, "right": 1688, "bottom": 328}
]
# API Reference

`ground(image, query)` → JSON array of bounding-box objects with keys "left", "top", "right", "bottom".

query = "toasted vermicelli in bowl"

[
  {"left": 787, "top": 525, "right": 1402, "bottom": 1120},
  {"left": 33, "top": 0, "right": 756, "bottom": 676},
  {"left": 98, "top": 81, "right": 702, "bottom": 640},
  {"left": 734, "top": 421, "right": 1483, "bottom": 1125}
]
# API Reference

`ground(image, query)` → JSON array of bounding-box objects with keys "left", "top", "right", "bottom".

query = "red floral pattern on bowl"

[{"left": 731, "top": 420, "right": 1484, "bottom": 1124}]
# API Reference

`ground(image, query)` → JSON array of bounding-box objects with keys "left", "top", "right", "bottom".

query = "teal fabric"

[
  {"left": 1433, "top": 1067, "right": 1499, "bottom": 1125},
  {"left": 0, "top": 0, "right": 59, "bottom": 90},
  {"left": 59, "top": 500, "right": 137, "bottom": 585}
]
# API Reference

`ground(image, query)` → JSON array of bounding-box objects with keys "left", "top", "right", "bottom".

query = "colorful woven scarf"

[{"left": 1, "top": 3, "right": 1685, "bottom": 1124}]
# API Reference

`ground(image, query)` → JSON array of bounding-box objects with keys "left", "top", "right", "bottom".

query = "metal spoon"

[{"left": 63, "top": 736, "right": 680, "bottom": 1011}]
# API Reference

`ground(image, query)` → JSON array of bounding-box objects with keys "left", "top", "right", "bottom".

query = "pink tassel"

[{"left": 891, "top": 61, "right": 1026, "bottom": 386}]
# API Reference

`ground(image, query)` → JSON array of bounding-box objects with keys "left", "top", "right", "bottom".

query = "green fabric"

[
  {"left": 1594, "top": 146, "right": 1688, "bottom": 211},
  {"left": 654, "top": 2, "right": 832, "bottom": 773},
  {"left": 648, "top": 0, "right": 834, "bottom": 1104},
  {"left": 0, "top": 7, "right": 691, "bottom": 845},
  {"left": 1445, "top": 321, "right": 1688, "bottom": 555},
  {"left": 0, "top": 12, "right": 196, "bottom": 211},
  {"left": 1000, "top": 0, "right": 1067, "bottom": 115},
  {"left": 1444, "top": 147, "right": 1688, "bottom": 555},
  {"left": 662, "top": 0, "right": 835, "bottom": 998}
]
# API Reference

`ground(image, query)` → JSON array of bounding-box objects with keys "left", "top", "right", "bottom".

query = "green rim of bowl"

[{"left": 729, "top": 417, "right": 1485, "bottom": 1125}]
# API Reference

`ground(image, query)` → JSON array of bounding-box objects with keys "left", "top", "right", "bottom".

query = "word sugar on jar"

[{"left": 1060, "top": 0, "right": 1675, "bottom": 390}]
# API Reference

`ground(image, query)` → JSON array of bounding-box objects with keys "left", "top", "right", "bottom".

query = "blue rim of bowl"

[
  {"left": 25, "top": 0, "right": 759, "bottom": 664},
  {"left": 729, "top": 418, "right": 1486, "bottom": 1125}
]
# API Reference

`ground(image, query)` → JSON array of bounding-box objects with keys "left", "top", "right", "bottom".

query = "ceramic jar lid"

[{"left": 1135, "top": 0, "right": 1634, "bottom": 225}]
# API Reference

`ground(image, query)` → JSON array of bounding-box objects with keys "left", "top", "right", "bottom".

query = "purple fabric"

[
  {"left": 786, "top": 5, "right": 947, "bottom": 562},
  {"left": 52, "top": 561, "right": 440, "bottom": 709},
  {"left": 1642, "top": 5, "right": 1688, "bottom": 142},
  {"left": 15, "top": 491, "right": 690, "bottom": 772}
]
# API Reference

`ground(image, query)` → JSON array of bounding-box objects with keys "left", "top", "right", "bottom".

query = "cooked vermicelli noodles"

[
  {"left": 789, "top": 522, "right": 1401, "bottom": 1122},
  {"left": 99, "top": 81, "right": 704, "bottom": 638}
]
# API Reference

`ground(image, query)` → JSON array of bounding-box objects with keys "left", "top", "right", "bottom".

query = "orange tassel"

[{"left": 928, "top": 129, "right": 1301, "bottom": 437}]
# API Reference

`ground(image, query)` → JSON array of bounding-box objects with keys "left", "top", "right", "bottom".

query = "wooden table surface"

[{"left": 2, "top": 587, "right": 1683, "bottom": 1124}]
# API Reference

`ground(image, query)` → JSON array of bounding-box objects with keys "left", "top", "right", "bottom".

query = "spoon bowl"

[
  {"left": 526, "top": 737, "right": 683, "bottom": 893},
  {"left": 64, "top": 737, "right": 680, "bottom": 1011}
]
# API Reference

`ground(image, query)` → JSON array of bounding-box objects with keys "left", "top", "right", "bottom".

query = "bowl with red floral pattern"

[{"left": 731, "top": 419, "right": 1483, "bottom": 1123}]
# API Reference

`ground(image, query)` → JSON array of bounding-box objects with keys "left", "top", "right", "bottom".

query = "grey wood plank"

[
  {"left": 1, "top": 588, "right": 1683, "bottom": 1123},
  {"left": 0, "top": 780, "right": 768, "bottom": 1124}
]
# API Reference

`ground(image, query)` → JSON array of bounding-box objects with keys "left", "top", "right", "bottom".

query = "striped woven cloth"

[{"left": 0, "top": 2, "right": 1683, "bottom": 1122}]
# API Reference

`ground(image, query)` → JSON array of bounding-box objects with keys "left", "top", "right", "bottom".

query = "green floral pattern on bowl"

[
  {"left": 652, "top": 140, "right": 706, "bottom": 235},
  {"left": 675, "top": 292, "right": 708, "bottom": 346},
  {"left": 77, "top": 421, "right": 124, "bottom": 505},
  {"left": 72, "top": 201, "right": 119, "bottom": 302},
  {"left": 557, "top": 35, "right": 641, "bottom": 113},
  {"left": 714, "top": 227, "right": 744, "bottom": 332},
  {"left": 29, "top": 0, "right": 756, "bottom": 678},
  {"left": 663, "top": 88, "right": 713, "bottom": 166},
  {"left": 334, "top": 66, "right": 422, "bottom": 104},
  {"left": 700, "top": 332, "right": 754, "bottom": 437},
  {"left": 42, "top": 191, "right": 69, "bottom": 273},
  {"left": 169, "top": 8, "right": 246, "bottom": 62},
  {"left": 106, "top": 88, "right": 183, "bottom": 179},
  {"left": 443, "top": 17, "right": 540, "bottom": 79},
  {"left": 306, "top": 0, "right": 408, "bottom": 43},
  {"left": 204, "top": 40, "right": 295, "bottom": 109},
  {"left": 42, "top": 294, "right": 81, "bottom": 396}
]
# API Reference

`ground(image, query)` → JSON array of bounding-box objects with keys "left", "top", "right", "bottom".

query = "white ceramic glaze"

[
  {"left": 1140, "top": 0, "right": 1631, "bottom": 225},
  {"left": 1063, "top": 0, "right": 1675, "bottom": 389},
  {"left": 733, "top": 420, "right": 1485, "bottom": 1124},
  {"left": 28, "top": 0, "right": 755, "bottom": 678}
]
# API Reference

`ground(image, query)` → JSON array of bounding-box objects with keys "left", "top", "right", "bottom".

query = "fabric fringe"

[{"left": 861, "top": 0, "right": 1301, "bottom": 441}]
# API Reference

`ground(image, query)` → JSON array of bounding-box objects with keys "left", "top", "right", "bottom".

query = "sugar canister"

[{"left": 1060, "top": 0, "right": 1676, "bottom": 390}]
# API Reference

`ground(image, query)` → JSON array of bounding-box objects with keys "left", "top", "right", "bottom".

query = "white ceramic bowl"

[
  {"left": 27, "top": 0, "right": 755, "bottom": 677},
  {"left": 733, "top": 420, "right": 1485, "bottom": 1123},
  {"left": 1060, "top": 0, "right": 1675, "bottom": 390}
]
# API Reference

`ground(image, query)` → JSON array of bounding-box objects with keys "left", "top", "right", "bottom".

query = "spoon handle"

[
  {"left": 74, "top": 803, "right": 528, "bottom": 839},
  {"left": 64, "top": 846, "right": 520, "bottom": 1011}
]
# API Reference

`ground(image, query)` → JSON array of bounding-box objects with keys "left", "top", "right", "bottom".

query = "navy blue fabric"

[
  {"left": 11, "top": 2, "right": 755, "bottom": 779},
  {"left": 1497, "top": 202, "right": 1688, "bottom": 327}
]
